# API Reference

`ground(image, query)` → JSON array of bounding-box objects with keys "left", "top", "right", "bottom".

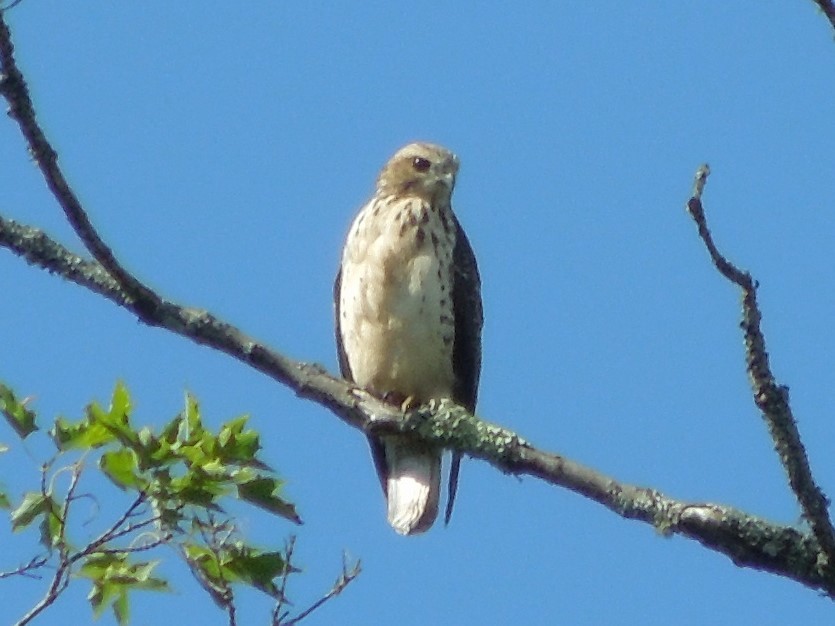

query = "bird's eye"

[{"left": 412, "top": 157, "right": 431, "bottom": 172}]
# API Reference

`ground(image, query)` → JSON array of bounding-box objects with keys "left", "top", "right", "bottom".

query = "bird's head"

[{"left": 376, "top": 142, "right": 459, "bottom": 204}]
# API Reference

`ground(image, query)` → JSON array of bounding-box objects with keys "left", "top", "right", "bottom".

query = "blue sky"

[{"left": 2, "top": 3, "right": 835, "bottom": 624}]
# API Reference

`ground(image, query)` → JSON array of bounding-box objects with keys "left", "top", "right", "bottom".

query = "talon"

[
  {"left": 400, "top": 395, "right": 417, "bottom": 412},
  {"left": 381, "top": 390, "right": 407, "bottom": 407}
]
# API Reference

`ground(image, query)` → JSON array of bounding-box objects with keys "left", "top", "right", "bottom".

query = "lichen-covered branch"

[
  {"left": 366, "top": 397, "right": 835, "bottom": 596},
  {"left": 0, "top": 11, "right": 161, "bottom": 316},
  {"left": 685, "top": 164, "right": 835, "bottom": 573},
  {"left": 2, "top": 11, "right": 835, "bottom": 603},
  {"left": 5, "top": 199, "right": 835, "bottom": 600}
]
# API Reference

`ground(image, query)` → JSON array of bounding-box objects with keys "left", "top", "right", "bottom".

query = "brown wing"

[
  {"left": 445, "top": 215, "right": 483, "bottom": 524},
  {"left": 333, "top": 268, "right": 353, "bottom": 381},
  {"left": 450, "top": 216, "right": 483, "bottom": 413}
]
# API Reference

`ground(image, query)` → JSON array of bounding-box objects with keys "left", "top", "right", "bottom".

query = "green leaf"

[
  {"left": 113, "top": 591, "right": 129, "bottom": 625},
  {"left": 50, "top": 383, "right": 136, "bottom": 451},
  {"left": 134, "top": 427, "right": 166, "bottom": 470},
  {"left": 39, "top": 502, "right": 63, "bottom": 549},
  {"left": 11, "top": 492, "right": 48, "bottom": 532},
  {"left": 237, "top": 476, "right": 302, "bottom": 524},
  {"left": 110, "top": 381, "right": 131, "bottom": 423},
  {"left": 97, "top": 382, "right": 138, "bottom": 447},
  {"left": 0, "top": 490, "right": 10, "bottom": 509},
  {"left": 160, "top": 413, "right": 182, "bottom": 444},
  {"left": 87, "top": 579, "right": 119, "bottom": 620},
  {"left": 100, "top": 449, "right": 141, "bottom": 490},
  {"left": 182, "top": 543, "right": 229, "bottom": 607},
  {"left": 217, "top": 415, "right": 266, "bottom": 466},
  {"left": 51, "top": 413, "right": 115, "bottom": 450},
  {"left": 184, "top": 544, "right": 224, "bottom": 589},
  {"left": 184, "top": 543, "right": 222, "bottom": 582},
  {"left": 130, "top": 561, "right": 169, "bottom": 590},
  {"left": 221, "top": 543, "right": 288, "bottom": 598},
  {"left": 80, "top": 553, "right": 170, "bottom": 624},
  {"left": 0, "top": 383, "right": 38, "bottom": 439},
  {"left": 169, "top": 470, "right": 227, "bottom": 509},
  {"left": 184, "top": 541, "right": 288, "bottom": 599},
  {"left": 180, "top": 393, "right": 203, "bottom": 442}
]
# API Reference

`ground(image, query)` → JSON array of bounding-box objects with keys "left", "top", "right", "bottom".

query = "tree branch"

[
  {"left": 685, "top": 164, "right": 835, "bottom": 572},
  {"left": 275, "top": 546, "right": 361, "bottom": 626},
  {"left": 2, "top": 13, "right": 835, "bottom": 602},
  {"left": 0, "top": 555, "right": 49, "bottom": 581},
  {"left": 14, "top": 463, "right": 83, "bottom": 626},
  {"left": 3, "top": 207, "right": 835, "bottom": 600},
  {"left": 0, "top": 12, "right": 162, "bottom": 317}
]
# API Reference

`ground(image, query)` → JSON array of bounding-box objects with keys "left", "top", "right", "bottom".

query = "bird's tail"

[{"left": 383, "top": 438, "right": 441, "bottom": 535}]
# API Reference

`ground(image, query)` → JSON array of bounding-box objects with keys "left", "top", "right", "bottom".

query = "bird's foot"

[
  {"left": 399, "top": 395, "right": 418, "bottom": 413},
  {"left": 380, "top": 391, "right": 418, "bottom": 413}
]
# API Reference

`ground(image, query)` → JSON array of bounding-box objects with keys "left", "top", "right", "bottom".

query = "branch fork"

[{"left": 2, "top": 10, "right": 835, "bottom": 603}]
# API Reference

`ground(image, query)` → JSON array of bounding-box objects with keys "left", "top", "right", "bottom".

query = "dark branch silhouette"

[
  {"left": 2, "top": 10, "right": 835, "bottom": 604},
  {"left": 0, "top": 12, "right": 159, "bottom": 317}
]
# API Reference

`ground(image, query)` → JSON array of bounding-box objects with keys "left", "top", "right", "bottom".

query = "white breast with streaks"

[{"left": 339, "top": 195, "right": 456, "bottom": 402}]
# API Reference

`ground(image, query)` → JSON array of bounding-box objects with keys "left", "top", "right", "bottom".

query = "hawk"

[{"left": 334, "top": 142, "right": 483, "bottom": 535}]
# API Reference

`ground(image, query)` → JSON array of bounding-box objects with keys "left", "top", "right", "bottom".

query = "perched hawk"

[{"left": 334, "top": 142, "right": 483, "bottom": 535}]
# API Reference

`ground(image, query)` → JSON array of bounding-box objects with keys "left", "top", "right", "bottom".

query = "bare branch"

[
  {"left": 13, "top": 559, "right": 71, "bottom": 626},
  {"left": 276, "top": 550, "right": 361, "bottom": 626},
  {"left": 10, "top": 478, "right": 164, "bottom": 624},
  {"left": 685, "top": 164, "right": 835, "bottom": 572},
  {"left": 271, "top": 536, "right": 297, "bottom": 625},
  {"left": 2, "top": 11, "right": 835, "bottom": 604},
  {"left": 0, "top": 1, "right": 26, "bottom": 12},
  {"left": 0, "top": 217, "right": 130, "bottom": 304},
  {"left": 0, "top": 12, "right": 161, "bottom": 316},
  {"left": 14, "top": 463, "right": 83, "bottom": 626},
  {"left": 5, "top": 211, "right": 835, "bottom": 599},
  {"left": 69, "top": 495, "right": 159, "bottom": 563},
  {"left": 0, "top": 556, "right": 49, "bottom": 581}
]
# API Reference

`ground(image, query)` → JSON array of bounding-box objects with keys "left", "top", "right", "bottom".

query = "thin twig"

[
  {"left": 278, "top": 552, "right": 361, "bottom": 626},
  {"left": 4, "top": 175, "right": 835, "bottom": 599},
  {"left": 271, "top": 536, "right": 297, "bottom": 625},
  {"left": 0, "top": 556, "right": 49, "bottom": 581},
  {"left": 14, "top": 560, "right": 70, "bottom": 626},
  {"left": 0, "top": 12, "right": 161, "bottom": 316},
  {"left": 685, "top": 164, "right": 835, "bottom": 571},
  {"left": 0, "top": 0, "right": 27, "bottom": 12},
  {"left": 15, "top": 463, "right": 83, "bottom": 626},
  {"left": 58, "top": 463, "right": 83, "bottom": 545},
  {"left": 12, "top": 486, "right": 161, "bottom": 625},
  {"left": 70, "top": 494, "right": 150, "bottom": 562},
  {"left": 226, "top": 599, "right": 237, "bottom": 626},
  {"left": 2, "top": 10, "right": 835, "bottom": 603},
  {"left": 184, "top": 514, "right": 238, "bottom": 621},
  {"left": 92, "top": 534, "right": 172, "bottom": 556}
]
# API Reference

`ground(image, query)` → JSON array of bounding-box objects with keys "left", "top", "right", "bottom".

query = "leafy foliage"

[
  {"left": 0, "top": 383, "right": 37, "bottom": 439},
  {"left": 0, "top": 381, "right": 312, "bottom": 625}
]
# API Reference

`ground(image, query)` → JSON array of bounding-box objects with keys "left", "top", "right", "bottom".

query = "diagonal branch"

[
  {"left": 2, "top": 13, "right": 835, "bottom": 602},
  {"left": 685, "top": 164, "right": 835, "bottom": 571},
  {"left": 2, "top": 213, "right": 835, "bottom": 598},
  {"left": 0, "top": 12, "right": 161, "bottom": 317}
]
